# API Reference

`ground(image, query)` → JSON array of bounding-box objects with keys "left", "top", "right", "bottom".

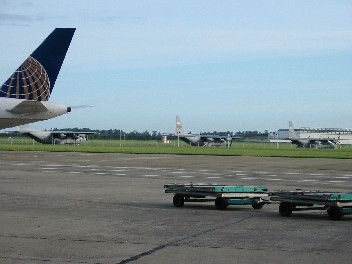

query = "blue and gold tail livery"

[{"left": 0, "top": 28, "right": 75, "bottom": 101}]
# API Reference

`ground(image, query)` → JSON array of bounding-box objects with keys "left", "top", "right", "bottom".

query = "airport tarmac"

[{"left": 1, "top": 151, "right": 352, "bottom": 263}]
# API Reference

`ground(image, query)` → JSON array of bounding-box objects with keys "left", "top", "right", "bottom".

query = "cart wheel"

[
  {"left": 252, "top": 203, "right": 264, "bottom": 210},
  {"left": 327, "top": 206, "right": 342, "bottom": 221},
  {"left": 215, "top": 197, "right": 228, "bottom": 210},
  {"left": 173, "top": 194, "right": 184, "bottom": 207},
  {"left": 279, "top": 203, "right": 293, "bottom": 217}
]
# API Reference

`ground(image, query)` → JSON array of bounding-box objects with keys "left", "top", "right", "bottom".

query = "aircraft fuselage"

[
  {"left": 179, "top": 134, "right": 227, "bottom": 147},
  {"left": 23, "top": 130, "right": 87, "bottom": 145},
  {"left": 0, "top": 98, "right": 70, "bottom": 130},
  {"left": 291, "top": 139, "right": 337, "bottom": 149}
]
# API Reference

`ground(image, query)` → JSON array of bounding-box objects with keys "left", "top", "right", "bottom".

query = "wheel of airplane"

[
  {"left": 279, "top": 203, "right": 293, "bottom": 217},
  {"left": 173, "top": 194, "right": 184, "bottom": 207}
]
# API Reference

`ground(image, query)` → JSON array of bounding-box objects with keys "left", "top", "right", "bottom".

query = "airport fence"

[{"left": 1, "top": 137, "right": 351, "bottom": 150}]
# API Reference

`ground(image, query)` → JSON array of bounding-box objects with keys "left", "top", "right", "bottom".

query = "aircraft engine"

[
  {"left": 57, "top": 133, "right": 67, "bottom": 139},
  {"left": 69, "top": 134, "right": 80, "bottom": 140}
]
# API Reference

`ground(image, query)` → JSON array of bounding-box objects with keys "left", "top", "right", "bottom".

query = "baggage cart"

[
  {"left": 269, "top": 190, "right": 352, "bottom": 220},
  {"left": 164, "top": 183, "right": 269, "bottom": 210}
]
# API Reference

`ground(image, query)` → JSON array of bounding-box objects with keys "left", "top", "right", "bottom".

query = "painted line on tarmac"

[
  {"left": 14, "top": 163, "right": 29, "bottom": 166},
  {"left": 46, "top": 164, "right": 68, "bottom": 167},
  {"left": 202, "top": 172, "right": 221, "bottom": 176},
  {"left": 298, "top": 179, "right": 319, "bottom": 182},
  {"left": 328, "top": 180, "right": 346, "bottom": 183},
  {"left": 231, "top": 170, "right": 246, "bottom": 173}
]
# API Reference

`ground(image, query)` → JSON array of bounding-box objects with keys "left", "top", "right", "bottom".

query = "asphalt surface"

[{"left": 0, "top": 151, "right": 352, "bottom": 263}]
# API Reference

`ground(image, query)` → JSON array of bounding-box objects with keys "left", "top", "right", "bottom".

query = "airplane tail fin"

[
  {"left": 0, "top": 28, "right": 76, "bottom": 101},
  {"left": 176, "top": 115, "right": 185, "bottom": 135},
  {"left": 288, "top": 121, "right": 299, "bottom": 139}
]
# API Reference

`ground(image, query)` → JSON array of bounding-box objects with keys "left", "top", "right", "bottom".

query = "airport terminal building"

[{"left": 269, "top": 127, "right": 352, "bottom": 145}]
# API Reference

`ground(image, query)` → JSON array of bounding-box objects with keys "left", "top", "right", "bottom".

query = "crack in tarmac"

[{"left": 117, "top": 215, "right": 253, "bottom": 264}]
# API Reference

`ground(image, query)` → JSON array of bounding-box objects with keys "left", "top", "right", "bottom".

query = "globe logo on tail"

[{"left": 0, "top": 56, "right": 50, "bottom": 101}]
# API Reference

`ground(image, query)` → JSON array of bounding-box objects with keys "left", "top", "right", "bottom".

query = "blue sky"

[{"left": 1, "top": 0, "right": 352, "bottom": 133}]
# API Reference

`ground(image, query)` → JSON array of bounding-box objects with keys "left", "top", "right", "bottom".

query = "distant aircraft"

[
  {"left": 175, "top": 115, "right": 233, "bottom": 147},
  {"left": 20, "top": 126, "right": 94, "bottom": 145},
  {"left": 0, "top": 28, "right": 76, "bottom": 130},
  {"left": 288, "top": 121, "right": 339, "bottom": 149}
]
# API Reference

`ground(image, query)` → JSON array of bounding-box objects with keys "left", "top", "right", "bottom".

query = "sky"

[{"left": 1, "top": 0, "right": 352, "bottom": 133}]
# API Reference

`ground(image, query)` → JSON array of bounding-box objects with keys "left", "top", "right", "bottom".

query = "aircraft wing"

[
  {"left": 199, "top": 135, "right": 241, "bottom": 141},
  {"left": 199, "top": 135, "right": 230, "bottom": 144},
  {"left": 199, "top": 135, "right": 229, "bottom": 139},
  {"left": 308, "top": 138, "right": 339, "bottom": 143},
  {"left": 50, "top": 131, "right": 95, "bottom": 134},
  {"left": 7, "top": 101, "right": 48, "bottom": 114},
  {"left": 40, "top": 131, "right": 94, "bottom": 141},
  {"left": 50, "top": 131, "right": 94, "bottom": 139}
]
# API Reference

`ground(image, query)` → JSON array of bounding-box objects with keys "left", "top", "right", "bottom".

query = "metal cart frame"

[
  {"left": 269, "top": 191, "right": 352, "bottom": 220},
  {"left": 165, "top": 183, "right": 269, "bottom": 210}
]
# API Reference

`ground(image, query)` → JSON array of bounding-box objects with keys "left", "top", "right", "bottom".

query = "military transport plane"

[
  {"left": 20, "top": 126, "right": 94, "bottom": 145},
  {"left": 175, "top": 115, "right": 233, "bottom": 147},
  {"left": 0, "top": 28, "right": 75, "bottom": 130},
  {"left": 288, "top": 121, "right": 339, "bottom": 149}
]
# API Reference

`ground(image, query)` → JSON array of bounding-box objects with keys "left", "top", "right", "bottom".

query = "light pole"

[{"left": 276, "top": 133, "right": 279, "bottom": 149}]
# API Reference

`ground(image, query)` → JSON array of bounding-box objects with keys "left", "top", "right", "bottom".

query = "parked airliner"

[
  {"left": 0, "top": 28, "right": 75, "bottom": 130},
  {"left": 175, "top": 115, "right": 233, "bottom": 147},
  {"left": 20, "top": 126, "right": 94, "bottom": 145},
  {"left": 288, "top": 121, "right": 339, "bottom": 149}
]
